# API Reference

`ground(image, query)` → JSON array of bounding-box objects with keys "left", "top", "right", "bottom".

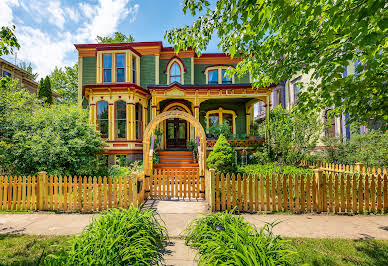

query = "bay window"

[
  {"left": 96, "top": 101, "right": 109, "bottom": 138},
  {"left": 115, "top": 101, "right": 126, "bottom": 139},
  {"left": 116, "top": 54, "right": 125, "bottom": 83},
  {"left": 103, "top": 54, "right": 112, "bottom": 83}
]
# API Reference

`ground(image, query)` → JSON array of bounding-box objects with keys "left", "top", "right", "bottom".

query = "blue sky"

[{"left": 1, "top": 0, "right": 220, "bottom": 78}]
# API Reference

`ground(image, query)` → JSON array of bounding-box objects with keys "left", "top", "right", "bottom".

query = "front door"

[{"left": 166, "top": 118, "right": 187, "bottom": 149}]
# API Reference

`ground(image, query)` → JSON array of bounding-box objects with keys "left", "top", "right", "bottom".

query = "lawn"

[{"left": 1, "top": 235, "right": 387, "bottom": 265}]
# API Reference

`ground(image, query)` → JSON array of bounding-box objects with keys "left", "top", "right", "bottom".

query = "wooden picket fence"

[
  {"left": 300, "top": 160, "right": 387, "bottom": 175},
  {"left": 209, "top": 170, "right": 388, "bottom": 214},
  {"left": 0, "top": 172, "right": 145, "bottom": 212},
  {"left": 144, "top": 168, "right": 205, "bottom": 200}
]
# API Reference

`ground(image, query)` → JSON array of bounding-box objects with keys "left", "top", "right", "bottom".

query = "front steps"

[{"left": 154, "top": 150, "right": 198, "bottom": 169}]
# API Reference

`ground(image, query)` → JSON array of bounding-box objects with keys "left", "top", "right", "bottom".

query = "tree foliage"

[
  {"left": 96, "top": 32, "right": 135, "bottom": 43},
  {"left": 206, "top": 134, "right": 236, "bottom": 173},
  {"left": 18, "top": 61, "right": 38, "bottom": 81},
  {"left": 49, "top": 64, "right": 78, "bottom": 104},
  {"left": 37, "top": 76, "right": 53, "bottom": 104},
  {"left": 0, "top": 78, "right": 104, "bottom": 176},
  {"left": 255, "top": 106, "right": 322, "bottom": 165},
  {"left": 0, "top": 25, "right": 19, "bottom": 56},
  {"left": 165, "top": 0, "right": 388, "bottom": 127}
]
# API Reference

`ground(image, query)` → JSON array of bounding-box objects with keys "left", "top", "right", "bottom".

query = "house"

[
  {"left": 74, "top": 41, "right": 274, "bottom": 167},
  {"left": 0, "top": 57, "right": 60, "bottom": 99}
]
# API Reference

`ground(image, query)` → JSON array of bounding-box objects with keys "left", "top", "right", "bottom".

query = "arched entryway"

[{"left": 143, "top": 110, "right": 207, "bottom": 176}]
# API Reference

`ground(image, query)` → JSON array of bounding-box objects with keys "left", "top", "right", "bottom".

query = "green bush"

[
  {"left": 321, "top": 130, "right": 388, "bottom": 168},
  {"left": 185, "top": 210, "right": 295, "bottom": 265},
  {"left": 208, "top": 121, "right": 232, "bottom": 139},
  {"left": 238, "top": 163, "right": 314, "bottom": 176},
  {"left": 206, "top": 134, "right": 236, "bottom": 174},
  {"left": 45, "top": 207, "right": 168, "bottom": 265}
]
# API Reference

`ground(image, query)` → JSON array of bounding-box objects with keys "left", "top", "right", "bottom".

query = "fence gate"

[{"left": 145, "top": 168, "right": 205, "bottom": 200}]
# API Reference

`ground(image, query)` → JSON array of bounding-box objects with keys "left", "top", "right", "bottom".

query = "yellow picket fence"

[
  {"left": 0, "top": 172, "right": 145, "bottom": 212},
  {"left": 300, "top": 161, "right": 387, "bottom": 175},
  {"left": 208, "top": 170, "right": 388, "bottom": 214},
  {"left": 144, "top": 168, "right": 205, "bottom": 200}
]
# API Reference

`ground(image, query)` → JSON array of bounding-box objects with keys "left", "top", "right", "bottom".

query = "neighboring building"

[
  {"left": 74, "top": 42, "right": 275, "bottom": 164},
  {"left": 0, "top": 57, "right": 60, "bottom": 99}
]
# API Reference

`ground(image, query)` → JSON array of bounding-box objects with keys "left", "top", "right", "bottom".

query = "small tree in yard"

[
  {"left": 207, "top": 134, "right": 236, "bottom": 174},
  {"left": 38, "top": 76, "right": 53, "bottom": 104}
]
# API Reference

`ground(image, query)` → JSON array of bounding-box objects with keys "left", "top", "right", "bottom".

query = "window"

[
  {"left": 324, "top": 109, "right": 336, "bottom": 138},
  {"left": 292, "top": 77, "right": 301, "bottom": 103},
  {"left": 222, "top": 69, "right": 232, "bottom": 84},
  {"left": 115, "top": 101, "right": 126, "bottom": 139},
  {"left": 96, "top": 101, "right": 109, "bottom": 138},
  {"left": 208, "top": 70, "right": 218, "bottom": 84},
  {"left": 223, "top": 113, "right": 234, "bottom": 132},
  {"left": 208, "top": 114, "right": 219, "bottom": 128},
  {"left": 116, "top": 54, "right": 125, "bottom": 83},
  {"left": 132, "top": 57, "right": 136, "bottom": 83},
  {"left": 135, "top": 103, "right": 143, "bottom": 139},
  {"left": 2, "top": 71, "right": 11, "bottom": 78},
  {"left": 103, "top": 54, "right": 112, "bottom": 83},
  {"left": 169, "top": 62, "right": 181, "bottom": 83},
  {"left": 206, "top": 108, "right": 236, "bottom": 135}
]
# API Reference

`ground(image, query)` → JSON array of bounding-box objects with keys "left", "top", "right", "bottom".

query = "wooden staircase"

[{"left": 154, "top": 151, "right": 198, "bottom": 169}]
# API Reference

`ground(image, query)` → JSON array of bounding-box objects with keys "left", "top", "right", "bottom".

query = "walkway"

[{"left": 1, "top": 201, "right": 388, "bottom": 265}]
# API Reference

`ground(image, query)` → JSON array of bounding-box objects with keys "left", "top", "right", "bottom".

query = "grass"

[{"left": 1, "top": 234, "right": 387, "bottom": 265}]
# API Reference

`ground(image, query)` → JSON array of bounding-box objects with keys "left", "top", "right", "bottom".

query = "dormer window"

[
  {"left": 222, "top": 69, "right": 232, "bottom": 84},
  {"left": 208, "top": 70, "right": 218, "bottom": 84},
  {"left": 170, "top": 62, "right": 181, "bottom": 83},
  {"left": 103, "top": 54, "right": 112, "bottom": 83}
]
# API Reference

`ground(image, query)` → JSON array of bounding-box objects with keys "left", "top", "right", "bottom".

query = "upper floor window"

[
  {"left": 222, "top": 69, "right": 232, "bottom": 84},
  {"left": 96, "top": 101, "right": 109, "bottom": 138},
  {"left": 135, "top": 103, "right": 143, "bottom": 139},
  {"left": 115, "top": 100, "right": 126, "bottom": 139},
  {"left": 116, "top": 54, "right": 125, "bottom": 83},
  {"left": 292, "top": 77, "right": 301, "bottom": 104},
  {"left": 132, "top": 57, "right": 136, "bottom": 83},
  {"left": 2, "top": 71, "right": 11, "bottom": 78},
  {"left": 208, "top": 70, "right": 218, "bottom": 84},
  {"left": 169, "top": 62, "right": 181, "bottom": 83},
  {"left": 103, "top": 54, "right": 112, "bottom": 83}
]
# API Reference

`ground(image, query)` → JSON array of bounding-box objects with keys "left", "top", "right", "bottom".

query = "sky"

[{"left": 1, "top": 0, "right": 221, "bottom": 78}]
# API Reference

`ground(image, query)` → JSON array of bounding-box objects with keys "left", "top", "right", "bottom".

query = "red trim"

[
  {"left": 96, "top": 45, "right": 141, "bottom": 57},
  {"left": 148, "top": 83, "right": 276, "bottom": 91},
  {"left": 83, "top": 83, "right": 150, "bottom": 96},
  {"left": 194, "top": 106, "right": 200, "bottom": 108},
  {"left": 202, "top": 64, "right": 236, "bottom": 73},
  {"left": 151, "top": 105, "right": 157, "bottom": 108},
  {"left": 90, "top": 104, "right": 95, "bottom": 106},
  {"left": 198, "top": 53, "right": 232, "bottom": 58},
  {"left": 126, "top": 102, "right": 135, "bottom": 105},
  {"left": 164, "top": 55, "right": 187, "bottom": 73}
]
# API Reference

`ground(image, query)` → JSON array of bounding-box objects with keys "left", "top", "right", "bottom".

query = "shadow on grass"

[{"left": 355, "top": 239, "right": 388, "bottom": 266}]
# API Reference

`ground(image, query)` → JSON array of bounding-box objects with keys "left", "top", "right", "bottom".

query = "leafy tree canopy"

[
  {"left": 49, "top": 64, "right": 78, "bottom": 104},
  {"left": 38, "top": 76, "right": 53, "bottom": 104},
  {"left": 0, "top": 25, "right": 19, "bottom": 56},
  {"left": 165, "top": 0, "right": 387, "bottom": 128},
  {"left": 18, "top": 61, "right": 38, "bottom": 81},
  {"left": 96, "top": 32, "right": 135, "bottom": 43}
]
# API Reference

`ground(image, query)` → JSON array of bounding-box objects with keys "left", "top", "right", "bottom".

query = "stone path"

[{"left": 1, "top": 200, "right": 388, "bottom": 265}]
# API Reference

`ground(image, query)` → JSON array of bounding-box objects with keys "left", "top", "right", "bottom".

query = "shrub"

[
  {"left": 206, "top": 134, "right": 236, "bottom": 173},
  {"left": 185, "top": 210, "right": 295, "bottom": 265},
  {"left": 45, "top": 207, "right": 168, "bottom": 265},
  {"left": 238, "top": 163, "right": 314, "bottom": 176},
  {"left": 208, "top": 120, "right": 232, "bottom": 139}
]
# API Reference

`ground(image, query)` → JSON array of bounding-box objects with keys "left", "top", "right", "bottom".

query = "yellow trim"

[
  {"left": 166, "top": 58, "right": 185, "bottom": 85},
  {"left": 205, "top": 107, "right": 236, "bottom": 135},
  {"left": 136, "top": 55, "right": 140, "bottom": 86},
  {"left": 162, "top": 104, "right": 191, "bottom": 149},
  {"left": 155, "top": 55, "right": 160, "bottom": 85},
  {"left": 78, "top": 56, "right": 83, "bottom": 107},
  {"left": 204, "top": 66, "right": 235, "bottom": 85},
  {"left": 161, "top": 102, "right": 192, "bottom": 114}
]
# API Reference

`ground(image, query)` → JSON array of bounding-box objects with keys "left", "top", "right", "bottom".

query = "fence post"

[
  {"left": 355, "top": 162, "right": 364, "bottom": 173},
  {"left": 209, "top": 169, "right": 216, "bottom": 212},
  {"left": 314, "top": 168, "right": 324, "bottom": 212},
  {"left": 37, "top": 171, "right": 47, "bottom": 211},
  {"left": 132, "top": 174, "right": 138, "bottom": 208}
]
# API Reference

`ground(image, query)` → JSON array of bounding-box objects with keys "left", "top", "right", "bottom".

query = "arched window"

[
  {"left": 324, "top": 109, "right": 336, "bottom": 137},
  {"left": 96, "top": 101, "right": 109, "bottom": 138},
  {"left": 115, "top": 101, "right": 126, "bottom": 139},
  {"left": 135, "top": 103, "right": 143, "bottom": 139},
  {"left": 169, "top": 62, "right": 181, "bottom": 83},
  {"left": 205, "top": 108, "right": 236, "bottom": 135}
]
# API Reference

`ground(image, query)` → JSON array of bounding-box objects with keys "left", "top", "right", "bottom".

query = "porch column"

[
  {"left": 246, "top": 113, "right": 250, "bottom": 136},
  {"left": 108, "top": 103, "right": 114, "bottom": 140},
  {"left": 129, "top": 103, "right": 136, "bottom": 140},
  {"left": 126, "top": 102, "right": 131, "bottom": 140},
  {"left": 89, "top": 103, "right": 96, "bottom": 124}
]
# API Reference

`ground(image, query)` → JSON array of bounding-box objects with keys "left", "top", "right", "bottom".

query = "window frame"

[
  {"left": 96, "top": 100, "right": 109, "bottom": 139},
  {"left": 2, "top": 71, "right": 11, "bottom": 78},
  {"left": 135, "top": 103, "right": 143, "bottom": 140},
  {"left": 115, "top": 53, "right": 125, "bottom": 83},
  {"left": 102, "top": 54, "right": 113, "bottom": 83},
  {"left": 114, "top": 100, "right": 127, "bottom": 140},
  {"left": 132, "top": 57, "right": 136, "bottom": 84},
  {"left": 205, "top": 107, "right": 237, "bottom": 135},
  {"left": 169, "top": 62, "right": 182, "bottom": 84},
  {"left": 222, "top": 69, "right": 232, "bottom": 84},
  {"left": 208, "top": 70, "right": 218, "bottom": 84}
]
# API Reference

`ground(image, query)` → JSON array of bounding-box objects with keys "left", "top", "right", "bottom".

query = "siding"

[
  {"left": 82, "top": 57, "right": 96, "bottom": 86},
  {"left": 194, "top": 64, "right": 250, "bottom": 84},
  {"left": 159, "top": 59, "right": 168, "bottom": 85},
  {"left": 140, "top": 55, "right": 155, "bottom": 89},
  {"left": 182, "top": 58, "right": 192, "bottom": 84}
]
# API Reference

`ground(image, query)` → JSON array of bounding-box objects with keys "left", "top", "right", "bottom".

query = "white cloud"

[
  {"left": 0, "top": 0, "right": 19, "bottom": 26},
  {"left": 9, "top": 0, "right": 139, "bottom": 78}
]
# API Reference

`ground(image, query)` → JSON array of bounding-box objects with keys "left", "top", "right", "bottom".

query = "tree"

[
  {"left": 37, "top": 76, "right": 53, "bottom": 104},
  {"left": 96, "top": 32, "right": 134, "bottom": 44},
  {"left": 165, "top": 0, "right": 387, "bottom": 128},
  {"left": 49, "top": 64, "right": 78, "bottom": 104},
  {"left": 206, "top": 134, "right": 236, "bottom": 174},
  {"left": 0, "top": 25, "right": 19, "bottom": 56},
  {"left": 18, "top": 61, "right": 38, "bottom": 81},
  {"left": 0, "top": 78, "right": 104, "bottom": 176}
]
